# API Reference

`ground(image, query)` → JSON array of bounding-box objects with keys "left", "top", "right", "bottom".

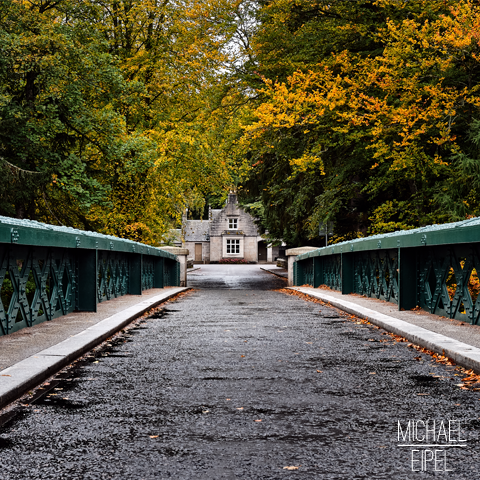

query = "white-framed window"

[
  {"left": 226, "top": 239, "right": 240, "bottom": 254},
  {"left": 228, "top": 218, "right": 238, "bottom": 229}
]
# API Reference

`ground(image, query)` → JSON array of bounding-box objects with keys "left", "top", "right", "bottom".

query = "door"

[
  {"left": 258, "top": 241, "right": 267, "bottom": 262},
  {"left": 195, "top": 243, "right": 202, "bottom": 262}
]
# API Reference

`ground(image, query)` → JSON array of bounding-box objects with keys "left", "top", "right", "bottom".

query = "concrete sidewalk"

[
  {"left": 0, "top": 287, "right": 188, "bottom": 408},
  {"left": 293, "top": 286, "right": 480, "bottom": 373}
]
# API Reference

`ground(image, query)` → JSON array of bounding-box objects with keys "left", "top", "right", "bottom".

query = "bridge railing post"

[
  {"left": 154, "top": 257, "right": 165, "bottom": 288},
  {"left": 77, "top": 249, "right": 98, "bottom": 312},
  {"left": 341, "top": 252, "right": 354, "bottom": 295},
  {"left": 128, "top": 253, "right": 142, "bottom": 295},
  {"left": 398, "top": 247, "right": 417, "bottom": 310}
]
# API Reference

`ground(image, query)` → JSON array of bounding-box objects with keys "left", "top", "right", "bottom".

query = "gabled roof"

[{"left": 184, "top": 220, "right": 210, "bottom": 242}]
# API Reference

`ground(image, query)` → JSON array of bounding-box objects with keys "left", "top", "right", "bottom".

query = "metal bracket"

[{"left": 11, "top": 229, "right": 19, "bottom": 244}]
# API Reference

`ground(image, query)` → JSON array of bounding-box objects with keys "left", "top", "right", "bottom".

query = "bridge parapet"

[
  {"left": 156, "top": 247, "right": 189, "bottom": 287},
  {"left": 293, "top": 217, "right": 480, "bottom": 324},
  {"left": 286, "top": 247, "right": 317, "bottom": 287},
  {"left": 0, "top": 216, "right": 181, "bottom": 336}
]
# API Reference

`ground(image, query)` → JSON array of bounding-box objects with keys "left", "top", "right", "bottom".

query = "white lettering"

[
  {"left": 411, "top": 450, "right": 420, "bottom": 472},
  {"left": 425, "top": 419, "right": 435, "bottom": 442},
  {"left": 424, "top": 449, "right": 434, "bottom": 471},
  {"left": 415, "top": 420, "right": 425, "bottom": 442},
  {"left": 434, "top": 450, "right": 444, "bottom": 471},
  {"left": 398, "top": 420, "right": 412, "bottom": 442},
  {"left": 437, "top": 420, "right": 448, "bottom": 442}
]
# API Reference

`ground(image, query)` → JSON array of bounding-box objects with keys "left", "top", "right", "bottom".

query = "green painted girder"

[
  {"left": 0, "top": 215, "right": 176, "bottom": 260},
  {"left": 297, "top": 217, "right": 480, "bottom": 261}
]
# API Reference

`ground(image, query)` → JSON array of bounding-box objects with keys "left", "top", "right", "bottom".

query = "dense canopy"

[{"left": 1, "top": 0, "right": 480, "bottom": 246}]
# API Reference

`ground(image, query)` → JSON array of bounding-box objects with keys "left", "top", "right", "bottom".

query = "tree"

[{"left": 238, "top": 0, "right": 480, "bottom": 244}]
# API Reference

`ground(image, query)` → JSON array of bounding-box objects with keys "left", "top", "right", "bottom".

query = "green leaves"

[{"left": 238, "top": 0, "right": 480, "bottom": 244}]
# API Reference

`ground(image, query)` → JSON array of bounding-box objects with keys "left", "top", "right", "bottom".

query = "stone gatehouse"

[{"left": 174, "top": 193, "right": 284, "bottom": 263}]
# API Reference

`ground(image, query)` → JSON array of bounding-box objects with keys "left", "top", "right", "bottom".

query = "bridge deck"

[
  {"left": 0, "top": 288, "right": 184, "bottom": 371},
  {"left": 0, "top": 265, "right": 478, "bottom": 478}
]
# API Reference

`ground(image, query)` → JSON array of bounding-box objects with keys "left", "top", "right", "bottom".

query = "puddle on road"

[{"left": 410, "top": 374, "right": 439, "bottom": 385}]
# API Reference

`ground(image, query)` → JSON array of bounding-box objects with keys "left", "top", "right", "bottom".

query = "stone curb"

[
  {"left": 291, "top": 287, "right": 480, "bottom": 374},
  {"left": 0, "top": 287, "right": 189, "bottom": 409},
  {"left": 260, "top": 267, "right": 288, "bottom": 279}
]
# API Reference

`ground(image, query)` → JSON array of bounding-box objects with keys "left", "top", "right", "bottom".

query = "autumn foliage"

[
  {"left": 238, "top": 0, "right": 480, "bottom": 244},
  {"left": 3, "top": 1, "right": 480, "bottom": 245}
]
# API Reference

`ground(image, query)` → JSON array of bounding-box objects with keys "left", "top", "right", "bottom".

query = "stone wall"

[
  {"left": 244, "top": 237, "right": 258, "bottom": 262},
  {"left": 210, "top": 236, "right": 222, "bottom": 262}
]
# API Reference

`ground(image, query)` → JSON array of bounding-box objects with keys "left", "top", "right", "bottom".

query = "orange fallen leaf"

[
  {"left": 236, "top": 407, "right": 244, "bottom": 410},
  {"left": 254, "top": 419, "right": 262, "bottom": 422},
  {"left": 1, "top": 375, "right": 11, "bottom": 377},
  {"left": 240, "top": 355, "right": 245, "bottom": 358},
  {"left": 283, "top": 466, "right": 300, "bottom": 470},
  {"left": 226, "top": 398, "right": 231, "bottom": 401},
  {"left": 149, "top": 435, "right": 159, "bottom": 439}
]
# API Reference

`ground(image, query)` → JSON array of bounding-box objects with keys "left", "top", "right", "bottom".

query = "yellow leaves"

[{"left": 289, "top": 154, "right": 324, "bottom": 176}]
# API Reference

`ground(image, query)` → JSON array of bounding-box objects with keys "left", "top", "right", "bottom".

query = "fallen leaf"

[
  {"left": 202, "top": 410, "right": 209, "bottom": 414},
  {"left": 149, "top": 435, "right": 159, "bottom": 439},
  {"left": 306, "top": 342, "right": 313, "bottom": 344},
  {"left": 283, "top": 466, "right": 300, "bottom": 470},
  {"left": 236, "top": 407, "right": 244, "bottom": 410},
  {"left": 226, "top": 398, "right": 231, "bottom": 401},
  {"left": 316, "top": 370, "right": 322, "bottom": 373},
  {"left": 417, "top": 393, "right": 429, "bottom": 396},
  {"left": 240, "top": 355, "right": 245, "bottom": 358},
  {"left": 1, "top": 375, "right": 11, "bottom": 377},
  {"left": 254, "top": 419, "right": 262, "bottom": 422},
  {"left": 369, "top": 372, "right": 376, "bottom": 375}
]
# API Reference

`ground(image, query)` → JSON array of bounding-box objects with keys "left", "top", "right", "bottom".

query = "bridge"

[{"left": 0, "top": 217, "right": 479, "bottom": 477}]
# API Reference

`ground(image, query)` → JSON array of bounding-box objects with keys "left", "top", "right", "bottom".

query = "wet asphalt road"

[{"left": 0, "top": 265, "right": 479, "bottom": 479}]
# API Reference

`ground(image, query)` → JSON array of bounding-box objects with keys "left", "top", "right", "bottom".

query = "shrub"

[{"left": 219, "top": 258, "right": 248, "bottom": 264}]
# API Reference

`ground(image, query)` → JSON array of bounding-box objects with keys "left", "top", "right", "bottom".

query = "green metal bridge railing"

[
  {"left": 293, "top": 217, "right": 480, "bottom": 324},
  {"left": 0, "top": 216, "right": 180, "bottom": 336}
]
